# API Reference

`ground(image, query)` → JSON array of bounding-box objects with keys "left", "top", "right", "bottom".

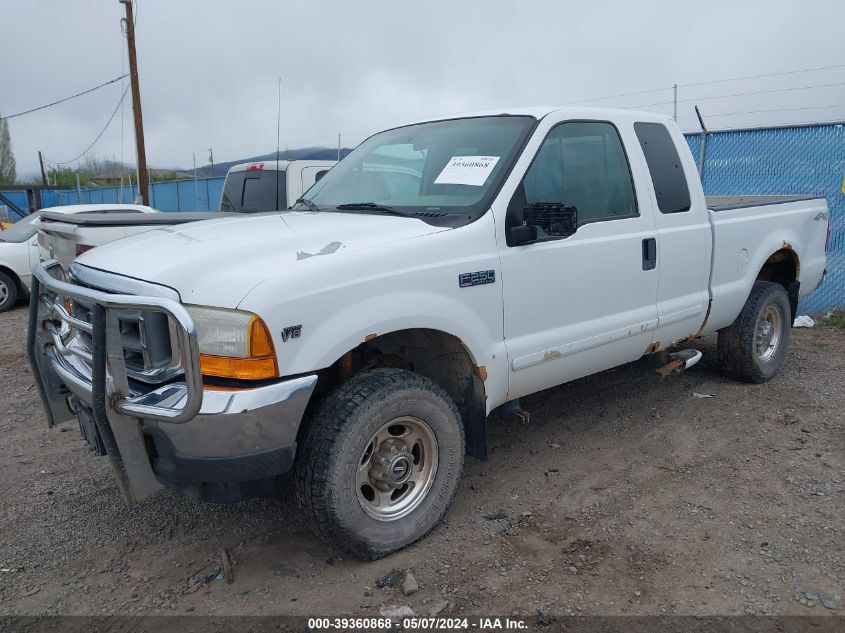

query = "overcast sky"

[{"left": 2, "top": 0, "right": 844, "bottom": 178}]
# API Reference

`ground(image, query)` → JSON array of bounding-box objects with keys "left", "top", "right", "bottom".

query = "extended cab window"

[
  {"left": 514, "top": 121, "right": 637, "bottom": 236},
  {"left": 634, "top": 122, "right": 691, "bottom": 213}
]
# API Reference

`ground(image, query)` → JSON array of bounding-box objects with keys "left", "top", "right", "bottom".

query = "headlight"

[{"left": 185, "top": 305, "right": 278, "bottom": 380}]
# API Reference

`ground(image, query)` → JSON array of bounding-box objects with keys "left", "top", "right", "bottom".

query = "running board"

[{"left": 655, "top": 349, "right": 703, "bottom": 379}]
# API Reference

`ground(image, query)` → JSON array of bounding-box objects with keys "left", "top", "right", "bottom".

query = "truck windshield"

[
  {"left": 220, "top": 171, "right": 287, "bottom": 213},
  {"left": 301, "top": 116, "right": 535, "bottom": 221}
]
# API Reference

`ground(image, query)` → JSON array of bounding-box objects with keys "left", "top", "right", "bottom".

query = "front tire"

[
  {"left": 295, "top": 368, "right": 465, "bottom": 560},
  {"left": 0, "top": 271, "right": 19, "bottom": 313},
  {"left": 717, "top": 281, "right": 791, "bottom": 383}
]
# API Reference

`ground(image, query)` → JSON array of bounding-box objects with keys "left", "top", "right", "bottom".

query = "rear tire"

[
  {"left": 717, "top": 281, "right": 791, "bottom": 383},
  {"left": 0, "top": 271, "right": 19, "bottom": 313},
  {"left": 295, "top": 368, "right": 465, "bottom": 560}
]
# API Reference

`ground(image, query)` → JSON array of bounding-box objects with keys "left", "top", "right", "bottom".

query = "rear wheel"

[
  {"left": 295, "top": 368, "right": 465, "bottom": 559},
  {"left": 0, "top": 271, "right": 19, "bottom": 313},
  {"left": 717, "top": 281, "right": 791, "bottom": 383}
]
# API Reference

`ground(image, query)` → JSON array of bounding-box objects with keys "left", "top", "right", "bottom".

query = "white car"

[{"left": 0, "top": 204, "right": 156, "bottom": 312}]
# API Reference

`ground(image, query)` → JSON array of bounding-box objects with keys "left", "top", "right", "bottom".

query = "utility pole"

[
  {"left": 119, "top": 0, "right": 149, "bottom": 205},
  {"left": 337, "top": 133, "right": 341, "bottom": 161},
  {"left": 37, "top": 151, "right": 47, "bottom": 185},
  {"left": 208, "top": 147, "right": 215, "bottom": 177},
  {"left": 193, "top": 152, "right": 199, "bottom": 208},
  {"left": 673, "top": 83, "right": 678, "bottom": 121}
]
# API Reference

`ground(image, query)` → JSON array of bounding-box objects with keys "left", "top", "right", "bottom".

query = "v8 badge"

[{"left": 281, "top": 325, "right": 302, "bottom": 342}]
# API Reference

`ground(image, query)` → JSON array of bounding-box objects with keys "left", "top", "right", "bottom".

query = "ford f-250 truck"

[{"left": 28, "top": 107, "right": 828, "bottom": 559}]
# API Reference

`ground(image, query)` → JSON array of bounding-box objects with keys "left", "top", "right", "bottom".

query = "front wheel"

[
  {"left": 717, "top": 281, "right": 791, "bottom": 383},
  {"left": 295, "top": 368, "right": 465, "bottom": 559},
  {"left": 0, "top": 271, "right": 19, "bottom": 313}
]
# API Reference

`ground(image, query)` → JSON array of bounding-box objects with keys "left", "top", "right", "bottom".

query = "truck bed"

[{"left": 704, "top": 196, "right": 829, "bottom": 334}]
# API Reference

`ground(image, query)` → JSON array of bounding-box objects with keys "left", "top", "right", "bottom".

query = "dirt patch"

[{"left": 0, "top": 303, "right": 842, "bottom": 617}]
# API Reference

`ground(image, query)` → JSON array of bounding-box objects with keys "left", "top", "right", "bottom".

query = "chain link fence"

[{"left": 684, "top": 122, "right": 844, "bottom": 313}]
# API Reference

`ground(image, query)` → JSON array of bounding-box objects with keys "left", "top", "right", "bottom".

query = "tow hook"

[{"left": 655, "top": 349, "right": 703, "bottom": 380}]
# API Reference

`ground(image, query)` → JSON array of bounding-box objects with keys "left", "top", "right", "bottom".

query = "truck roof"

[{"left": 227, "top": 160, "right": 337, "bottom": 174}]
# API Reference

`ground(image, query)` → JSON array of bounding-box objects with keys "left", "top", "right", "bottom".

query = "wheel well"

[
  {"left": 311, "top": 329, "right": 488, "bottom": 460},
  {"left": 756, "top": 248, "right": 799, "bottom": 319}
]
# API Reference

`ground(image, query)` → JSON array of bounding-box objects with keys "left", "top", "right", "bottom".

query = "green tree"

[
  {"left": 0, "top": 114, "right": 16, "bottom": 184},
  {"left": 47, "top": 166, "right": 92, "bottom": 187}
]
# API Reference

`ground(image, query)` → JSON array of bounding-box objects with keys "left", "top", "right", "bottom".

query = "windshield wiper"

[
  {"left": 293, "top": 197, "right": 320, "bottom": 212},
  {"left": 335, "top": 202, "right": 413, "bottom": 217}
]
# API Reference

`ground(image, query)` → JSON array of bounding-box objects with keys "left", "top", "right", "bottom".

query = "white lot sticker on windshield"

[{"left": 434, "top": 156, "right": 500, "bottom": 186}]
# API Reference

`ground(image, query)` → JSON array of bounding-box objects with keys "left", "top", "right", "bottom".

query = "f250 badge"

[
  {"left": 281, "top": 325, "right": 302, "bottom": 342},
  {"left": 459, "top": 270, "right": 496, "bottom": 288}
]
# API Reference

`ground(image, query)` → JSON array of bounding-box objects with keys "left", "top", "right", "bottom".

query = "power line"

[
  {"left": 632, "top": 79, "right": 845, "bottom": 109},
  {"left": 704, "top": 103, "right": 845, "bottom": 118},
  {"left": 678, "top": 63, "right": 845, "bottom": 88},
  {"left": 556, "top": 85, "right": 671, "bottom": 106},
  {"left": 0, "top": 74, "right": 128, "bottom": 120},
  {"left": 558, "top": 62, "right": 845, "bottom": 106},
  {"left": 46, "top": 86, "right": 130, "bottom": 165}
]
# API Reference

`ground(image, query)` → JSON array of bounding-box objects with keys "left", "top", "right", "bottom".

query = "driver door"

[{"left": 499, "top": 119, "right": 660, "bottom": 400}]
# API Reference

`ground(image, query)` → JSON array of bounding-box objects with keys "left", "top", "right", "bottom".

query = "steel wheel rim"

[
  {"left": 755, "top": 304, "right": 782, "bottom": 362},
  {"left": 0, "top": 279, "right": 7, "bottom": 304},
  {"left": 356, "top": 416, "right": 439, "bottom": 522}
]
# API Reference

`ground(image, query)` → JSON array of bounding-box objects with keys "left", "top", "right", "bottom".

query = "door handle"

[{"left": 642, "top": 238, "right": 657, "bottom": 271}]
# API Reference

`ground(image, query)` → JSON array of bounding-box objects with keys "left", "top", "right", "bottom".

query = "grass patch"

[{"left": 825, "top": 309, "right": 845, "bottom": 332}]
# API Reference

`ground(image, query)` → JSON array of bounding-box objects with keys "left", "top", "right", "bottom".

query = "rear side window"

[{"left": 634, "top": 122, "right": 691, "bottom": 213}]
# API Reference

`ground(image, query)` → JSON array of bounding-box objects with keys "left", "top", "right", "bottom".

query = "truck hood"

[{"left": 75, "top": 212, "right": 449, "bottom": 306}]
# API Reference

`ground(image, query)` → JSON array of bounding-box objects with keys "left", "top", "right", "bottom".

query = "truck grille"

[{"left": 68, "top": 273, "right": 183, "bottom": 385}]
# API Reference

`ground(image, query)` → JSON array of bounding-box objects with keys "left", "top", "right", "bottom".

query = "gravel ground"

[{"left": 0, "top": 301, "right": 842, "bottom": 618}]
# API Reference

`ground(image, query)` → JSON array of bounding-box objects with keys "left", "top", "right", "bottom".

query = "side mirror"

[
  {"left": 523, "top": 203, "right": 578, "bottom": 239},
  {"left": 508, "top": 223, "right": 537, "bottom": 246}
]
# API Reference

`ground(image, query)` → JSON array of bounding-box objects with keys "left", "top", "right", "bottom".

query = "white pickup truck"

[
  {"left": 219, "top": 159, "right": 337, "bottom": 213},
  {"left": 29, "top": 107, "right": 828, "bottom": 559}
]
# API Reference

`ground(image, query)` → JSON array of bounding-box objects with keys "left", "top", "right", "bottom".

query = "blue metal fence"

[
  {"left": 0, "top": 177, "right": 225, "bottom": 219},
  {"left": 2, "top": 124, "right": 843, "bottom": 311},
  {"left": 45, "top": 176, "right": 226, "bottom": 212},
  {"left": 684, "top": 123, "right": 844, "bottom": 313}
]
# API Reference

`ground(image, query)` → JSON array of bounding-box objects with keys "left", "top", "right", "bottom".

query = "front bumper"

[{"left": 28, "top": 260, "right": 316, "bottom": 505}]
